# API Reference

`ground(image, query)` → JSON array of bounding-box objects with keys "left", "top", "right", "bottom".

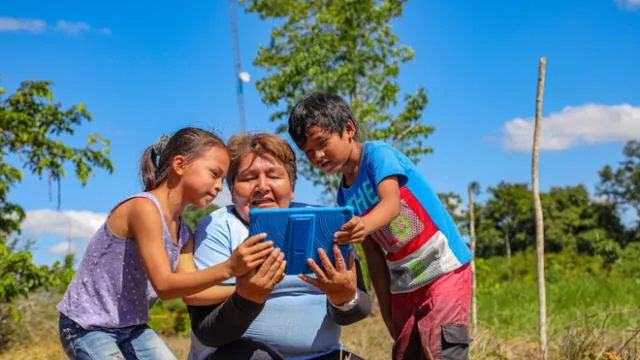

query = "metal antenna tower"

[{"left": 228, "top": 0, "right": 247, "bottom": 132}]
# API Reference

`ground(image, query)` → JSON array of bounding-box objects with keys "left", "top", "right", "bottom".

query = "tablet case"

[{"left": 248, "top": 206, "right": 354, "bottom": 274}]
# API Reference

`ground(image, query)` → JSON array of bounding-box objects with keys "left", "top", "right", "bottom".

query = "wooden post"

[
  {"left": 532, "top": 57, "right": 548, "bottom": 360},
  {"left": 467, "top": 183, "right": 478, "bottom": 336}
]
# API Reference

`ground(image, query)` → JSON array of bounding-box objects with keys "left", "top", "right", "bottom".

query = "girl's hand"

[{"left": 227, "top": 233, "right": 274, "bottom": 277}]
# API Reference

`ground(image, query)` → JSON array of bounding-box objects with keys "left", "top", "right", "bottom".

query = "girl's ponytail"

[{"left": 140, "top": 135, "right": 170, "bottom": 191}]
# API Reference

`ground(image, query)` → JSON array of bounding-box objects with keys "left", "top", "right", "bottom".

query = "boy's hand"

[
  {"left": 228, "top": 233, "right": 274, "bottom": 277},
  {"left": 334, "top": 216, "right": 368, "bottom": 244}
]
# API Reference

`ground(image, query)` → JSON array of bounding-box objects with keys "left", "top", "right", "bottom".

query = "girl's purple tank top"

[{"left": 56, "top": 192, "right": 189, "bottom": 330}]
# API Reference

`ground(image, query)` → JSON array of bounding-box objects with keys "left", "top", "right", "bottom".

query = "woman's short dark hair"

[{"left": 226, "top": 133, "right": 297, "bottom": 190}]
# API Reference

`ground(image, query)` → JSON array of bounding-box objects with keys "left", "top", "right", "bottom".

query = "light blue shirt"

[{"left": 187, "top": 203, "right": 342, "bottom": 360}]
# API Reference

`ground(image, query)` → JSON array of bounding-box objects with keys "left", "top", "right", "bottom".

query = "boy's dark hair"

[
  {"left": 288, "top": 92, "right": 357, "bottom": 148},
  {"left": 140, "top": 127, "right": 226, "bottom": 191}
]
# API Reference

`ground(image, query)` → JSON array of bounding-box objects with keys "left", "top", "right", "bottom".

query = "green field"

[{"left": 2, "top": 249, "right": 639, "bottom": 360}]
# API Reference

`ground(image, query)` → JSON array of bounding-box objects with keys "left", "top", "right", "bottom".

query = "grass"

[
  {"left": 1, "top": 276, "right": 638, "bottom": 359},
  {"left": 479, "top": 277, "right": 640, "bottom": 338}
]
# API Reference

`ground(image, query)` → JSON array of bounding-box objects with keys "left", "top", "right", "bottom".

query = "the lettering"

[
  {"left": 346, "top": 179, "right": 379, "bottom": 215},
  {"left": 362, "top": 179, "right": 378, "bottom": 204}
]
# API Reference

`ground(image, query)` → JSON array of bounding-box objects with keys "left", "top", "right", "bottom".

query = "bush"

[{"left": 148, "top": 299, "right": 190, "bottom": 336}]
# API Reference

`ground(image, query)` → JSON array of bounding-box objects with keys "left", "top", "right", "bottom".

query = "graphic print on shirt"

[{"left": 339, "top": 141, "right": 473, "bottom": 294}]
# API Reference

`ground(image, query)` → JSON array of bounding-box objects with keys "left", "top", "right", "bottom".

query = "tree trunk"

[
  {"left": 506, "top": 231, "right": 511, "bottom": 264},
  {"left": 467, "top": 186, "right": 478, "bottom": 336},
  {"left": 532, "top": 57, "right": 548, "bottom": 360}
]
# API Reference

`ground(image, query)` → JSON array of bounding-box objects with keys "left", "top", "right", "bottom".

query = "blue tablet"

[{"left": 248, "top": 206, "right": 354, "bottom": 274}]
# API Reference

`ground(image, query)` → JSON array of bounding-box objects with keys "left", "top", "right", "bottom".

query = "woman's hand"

[
  {"left": 235, "top": 248, "right": 286, "bottom": 304},
  {"left": 227, "top": 233, "right": 274, "bottom": 277},
  {"left": 299, "top": 246, "right": 357, "bottom": 306}
]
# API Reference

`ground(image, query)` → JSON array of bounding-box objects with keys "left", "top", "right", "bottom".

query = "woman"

[{"left": 181, "top": 133, "right": 371, "bottom": 360}]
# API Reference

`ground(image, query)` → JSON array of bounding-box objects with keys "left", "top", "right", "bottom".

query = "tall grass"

[
  {"left": 2, "top": 249, "right": 639, "bottom": 359},
  {"left": 479, "top": 278, "right": 640, "bottom": 338}
]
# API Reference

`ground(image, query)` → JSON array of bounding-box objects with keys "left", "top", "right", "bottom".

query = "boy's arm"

[
  {"left": 336, "top": 176, "right": 401, "bottom": 244},
  {"left": 362, "top": 237, "right": 394, "bottom": 339},
  {"left": 363, "top": 176, "right": 401, "bottom": 233}
]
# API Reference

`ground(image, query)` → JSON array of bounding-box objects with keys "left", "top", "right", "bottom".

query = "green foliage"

[
  {"left": 148, "top": 299, "right": 190, "bottom": 336},
  {"left": 611, "top": 242, "right": 640, "bottom": 279},
  {"left": 0, "top": 78, "right": 114, "bottom": 231},
  {"left": 0, "top": 248, "right": 75, "bottom": 349},
  {"left": 0, "top": 238, "right": 50, "bottom": 304},
  {"left": 182, "top": 203, "right": 220, "bottom": 231},
  {"left": 474, "top": 182, "right": 629, "bottom": 259},
  {"left": 437, "top": 192, "right": 467, "bottom": 234},
  {"left": 477, "top": 248, "right": 640, "bottom": 339},
  {"left": 475, "top": 182, "right": 533, "bottom": 257},
  {"left": 479, "top": 276, "right": 640, "bottom": 339},
  {"left": 598, "top": 139, "right": 640, "bottom": 225},
  {"left": 0, "top": 76, "right": 113, "bottom": 236},
  {"left": 0, "top": 76, "right": 112, "bottom": 344},
  {"left": 242, "top": 0, "right": 434, "bottom": 199},
  {"left": 468, "top": 181, "right": 481, "bottom": 196}
]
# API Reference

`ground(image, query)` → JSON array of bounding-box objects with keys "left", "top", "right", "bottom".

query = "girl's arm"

[
  {"left": 176, "top": 238, "right": 235, "bottom": 305},
  {"left": 130, "top": 198, "right": 272, "bottom": 300}
]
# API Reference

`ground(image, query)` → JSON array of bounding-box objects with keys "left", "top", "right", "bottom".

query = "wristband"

[{"left": 328, "top": 291, "right": 359, "bottom": 311}]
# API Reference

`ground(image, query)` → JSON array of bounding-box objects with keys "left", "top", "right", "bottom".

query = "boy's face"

[{"left": 300, "top": 120, "right": 356, "bottom": 174}]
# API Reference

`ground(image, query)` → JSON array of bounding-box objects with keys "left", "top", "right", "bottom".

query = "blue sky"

[{"left": 2, "top": 0, "right": 639, "bottom": 266}]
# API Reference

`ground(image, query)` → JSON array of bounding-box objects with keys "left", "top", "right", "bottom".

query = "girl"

[{"left": 57, "top": 127, "right": 276, "bottom": 360}]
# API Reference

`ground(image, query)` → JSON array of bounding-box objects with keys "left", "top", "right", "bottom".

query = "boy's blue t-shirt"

[
  {"left": 337, "top": 141, "right": 473, "bottom": 294},
  {"left": 188, "top": 203, "right": 342, "bottom": 360}
]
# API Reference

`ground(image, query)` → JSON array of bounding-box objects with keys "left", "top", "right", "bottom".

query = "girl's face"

[
  {"left": 178, "top": 146, "right": 230, "bottom": 209},
  {"left": 231, "top": 152, "right": 294, "bottom": 222}
]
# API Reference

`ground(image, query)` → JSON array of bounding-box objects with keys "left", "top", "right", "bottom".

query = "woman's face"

[{"left": 231, "top": 152, "right": 294, "bottom": 222}]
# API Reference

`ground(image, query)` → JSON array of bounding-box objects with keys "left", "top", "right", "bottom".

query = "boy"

[{"left": 288, "top": 92, "right": 474, "bottom": 360}]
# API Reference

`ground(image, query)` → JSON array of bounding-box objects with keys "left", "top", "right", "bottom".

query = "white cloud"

[
  {"left": 500, "top": 104, "right": 640, "bottom": 152},
  {"left": 21, "top": 209, "right": 107, "bottom": 240},
  {"left": 616, "top": 0, "right": 640, "bottom": 10},
  {"left": 0, "top": 16, "right": 46, "bottom": 33},
  {"left": 0, "top": 16, "right": 110, "bottom": 35},
  {"left": 48, "top": 241, "right": 77, "bottom": 254},
  {"left": 55, "top": 20, "right": 91, "bottom": 35}
]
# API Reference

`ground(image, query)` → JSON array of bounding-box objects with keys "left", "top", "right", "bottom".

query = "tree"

[
  {"left": 532, "top": 57, "right": 548, "bottom": 360},
  {"left": 543, "top": 185, "right": 596, "bottom": 252},
  {"left": 243, "top": 0, "right": 434, "bottom": 199},
  {"left": 182, "top": 203, "right": 220, "bottom": 230},
  {"left": 0, "top": 77, "right": 113, "bottom": 307},
  {"left": 467, "top": 181, "right": 480, "bottom": 336},
  {"left": 481, "top": 182, "right": 533, "bottom": 259},
  {"left": 474, "top": 182, "right": 626, "bottom": 261},
  {"left": 438, "top": 192, "right": 467, "bottom": 233},
  {"left": 597, "top": 139, "right": 640, "bottom": 226}
]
